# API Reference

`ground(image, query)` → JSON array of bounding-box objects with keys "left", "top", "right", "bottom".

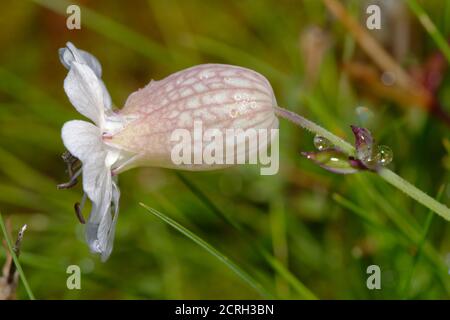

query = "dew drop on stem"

[
  {"left": 313, "top": 135, "right": 333, "bottom": 151},
  {"left": 374, "top": 145, "right": 393, "bottom": 166}
]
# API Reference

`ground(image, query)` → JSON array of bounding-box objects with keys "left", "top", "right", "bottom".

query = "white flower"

[
  {"left": 59, "top": 42, "right": 132, "bottom": 261},
  {"left": 59, "top": 43, "right": 279, "bottom": 261}
]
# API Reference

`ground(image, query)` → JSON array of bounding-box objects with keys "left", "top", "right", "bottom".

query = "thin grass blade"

[
  {"left": 140, "top": 203, "right": 273, "bottom": 298},
  {"left": 0, "top": 213, "right": 35, "bottom": 300}
]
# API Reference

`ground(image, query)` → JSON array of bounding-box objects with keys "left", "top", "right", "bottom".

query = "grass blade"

[
  {"left": 32, "top": 0, "right": 189, "bottom": 67},
  {"left": 0, "top": 213, "right": 35, "bottom": 300},
  {"left": 400, "top": 185, "right": 445, "bottom": 298},
  {"left": 175, "top": 173, "right": 318, "bottom": 299},
  {"left": 260, "top": 251, "right": 317, "bottom": 300},
  {"left": 140, "top": 203, "right": 274, "bottom": 298}
]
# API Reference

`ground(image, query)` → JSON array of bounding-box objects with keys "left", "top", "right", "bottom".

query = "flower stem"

[
  {"left": 274, "top": 106, "right": 354, "bottom": 154},
  {"left": 378, "top": 169, "right": 450, "bottom": 221},
  {"left": 275, "top": 106, "right": 450, "bottom": 221}
]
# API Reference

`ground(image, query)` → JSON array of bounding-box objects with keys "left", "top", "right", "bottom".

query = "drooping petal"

[
  {"left": 82, "top": 154, "right": 110, "bottom": 204},
  {"left": 99, "top": 180, "right": 120, "bottom": 261},
  {"left": 84, "top": 173, "right": 120, "bottom": 262},
  {"left": 84, "top": 166, "right": 111, "bottom": 251},
  {"left": 64, "top": 62, "right": 105, "bottom": 126},
  {"left": 80, "top": 151, "right": 117, "bottom": 261}
]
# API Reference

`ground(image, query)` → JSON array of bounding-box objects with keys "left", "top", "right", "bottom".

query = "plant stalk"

[
  {"left": 275, "top": 106, "right": 450, "bottom": 221},
  {"left": 0, "top": 214, "right": 35, "bottom": 300}
]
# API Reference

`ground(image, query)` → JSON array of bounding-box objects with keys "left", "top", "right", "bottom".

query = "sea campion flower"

[
  {"left": 59, "top": 43, "right": 130, "bottom": 261},
  {"left": 59, "top": 43, "right": 449, "bottom": 262},
  {"left": 58, "top": 42, "right": 278, "bottom": 261}
]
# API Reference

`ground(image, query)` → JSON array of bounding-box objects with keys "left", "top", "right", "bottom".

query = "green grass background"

[{"left": 0, "top": 0, "right": 449, "bottom": 299}]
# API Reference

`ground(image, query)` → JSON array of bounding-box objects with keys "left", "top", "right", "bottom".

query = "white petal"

[
  {"left": 100, "top": 180, "right": 120, "bottom": 261},
  {"left": 59, "top": 43, "right": 112, "bottom": 111},
  {"left": 82, "top": 158, "right": 110, "bottom": 206},
  {"left": 85, "top": 176, "right": 120, "bottom": 262},
  {"left": 83, "top": 164, "right": 111, "bottom": 250},
  {"left": 61, "top": 120, "right": 103, "bottom": 163},
  {"left": 100, "top": 81, "right": 112, "bottom": 110},
  {"left": 84, "top": 166, "right": 111, "bottom": 227},
  {"left": 59, "top": 42, "right": 102, "bottom": 78},
  {"left": 64, "top": 62, "right": 105, "bottom": 125}
]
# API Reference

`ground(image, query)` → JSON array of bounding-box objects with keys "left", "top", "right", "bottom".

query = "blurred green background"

[{"left": 1, "top": 0, "right": 450, "bottom": 299}]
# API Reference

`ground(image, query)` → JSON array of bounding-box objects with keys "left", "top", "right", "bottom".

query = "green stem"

[
  {"left": 377, "top": 169, "right": 450, "bottom": 221},
  {"left": 275, "top": 106, "right": 450, "bottom": 221},
  {"left": 0, "top": 213, "right": 35, "bottom": 300},
  {"left": 275, "top": 107, "right": 354, "bottom": 154}
]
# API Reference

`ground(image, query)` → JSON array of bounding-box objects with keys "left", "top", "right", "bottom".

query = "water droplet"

[
  {"left": 355, "top": 106, "right": 374, "bottom": 125},
  {"left": 234, "top": 93, "right": 242, "bottom": 101},
  {"left": 374, "top": 145, "right": 393, "bottom": 166},
  {"left": 313, "top": 135, "right": 333, "bottom": 151}
]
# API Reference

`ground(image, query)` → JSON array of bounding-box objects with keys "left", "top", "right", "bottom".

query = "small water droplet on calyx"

[
  {"left": 374, "top": 145, "right": 393, "bottom": 166},
  {"left": 313, "top": 135, "right": 333, "bottom": 151}
]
